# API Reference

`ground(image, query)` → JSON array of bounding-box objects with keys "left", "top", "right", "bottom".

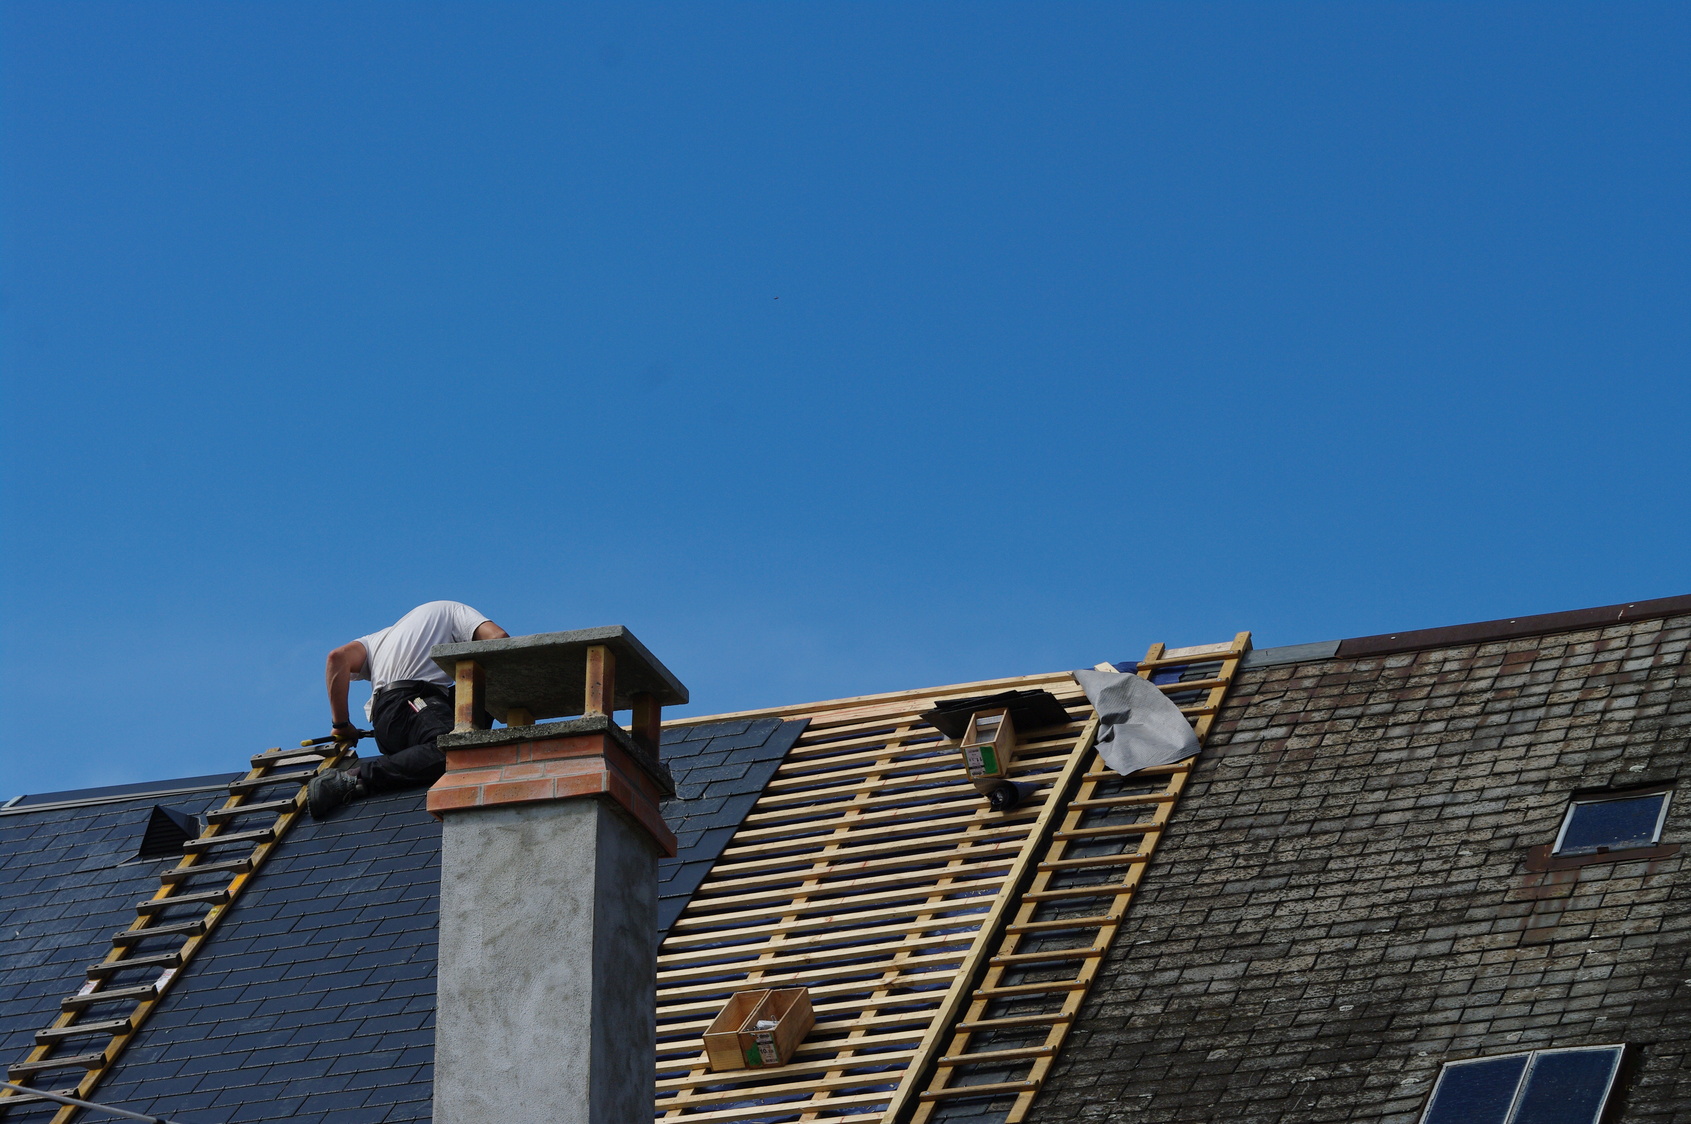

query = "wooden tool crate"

[
  {"left": 958, "top": 707, "right": 1017, "bottom": 787},
  {"left": 703, "top": 987, "right": 814, "bottom": 1071}
]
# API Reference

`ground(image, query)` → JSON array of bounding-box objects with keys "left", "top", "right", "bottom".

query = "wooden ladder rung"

[
  {"left": 1068, "top": 792, "right": 1175, "bottom": 809},
  {"left": 989, "top": 947, "right": 1097, "bottom": 967},
  {"left": 1121, "top": 762, "right": 1187, "bottom": 777},
  {"left": 919, "top": 1080, "right": 1038, "bottom": 1101},
  {"left": 970, "top": 979, "right": 1086, "bottom": 999},
  {"left": 1052, "top": 825, "right": 1152, "bottom": 842},
  {"left": 61, "top": 985, "right": 157, "bottom": 1010},
  {"left": 1153, "top": 677, "right": 1229, "bottom": 694},
  {"left": 86, "top": 952, "right": 180, "bottom": 976},
  {"left": 111, "top": 920, "right": 204, "bottom": 945},
  {"left": 136, "top": 889, "right": 229, "bottom": 913},
  {"left": 1037, "top": 852, "right": 1150, "bottom": 872},
  {"left": 206, "top": 798, "right": 296, "bottom": 822},
  {"left": 1004, "top": 915, "right": 1118, "bottom": 934},
  {"left": 249, "top": 748, "right": 333, "bottom": 767},
  {"left": 1135, "top": 648, "right": 1239, "bottom": 668},
  {"left": 35, "top": 1018, "right": 131, "bottom": 1044},
  {"left": 955, "top": 1013, "right": 1073, "bottom": 1033},
  {"left": 1022, "top": 883, "right": 1133, "bottom": 903},
  {"left": 8, "top": 1053, "right": 106, "bottom": 1077},
  {"left": 182, "top": 827, "right": 275, "bottom": 851},
  {"left": 160, "top": 858, "right": 251, "bottom": 882},
  {"left": 227, "top": 769, "right": 316, "bottom": 794},
  {"left": 0, "top": 1086, "right": 78, "bottom": 1107},
  {"left": 937, "top": 1045, "right": 1056, "bottom": 1067}
]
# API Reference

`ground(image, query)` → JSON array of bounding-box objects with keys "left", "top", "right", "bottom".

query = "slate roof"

[
  {"left": 658, "top": 718, "right": 807, "bottom": 935},
  {"left": 8, "top": 591, "right": 1691, "bottom": 1124},
  {"left": 1, "top": 789, "right": 236, "bottom": 1091},
  {"left": 0, "top": 718, "right": 804, "bottom": 1124},
  {"left": 1025, "top": 611, "right": 1691, "bottom": 1124}
]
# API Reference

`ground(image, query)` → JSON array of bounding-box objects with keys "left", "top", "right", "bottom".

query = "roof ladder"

[
  {"left": 900, "top": 632, "right": 1252, "bottom": 1124},
  {"left": 0, "top": 742, "right": 356, "bottom": 1122}
]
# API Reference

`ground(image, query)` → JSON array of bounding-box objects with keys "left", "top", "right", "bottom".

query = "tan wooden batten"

[{"left": 647, "top": 633, "right": 1252, "bottom": 1124}]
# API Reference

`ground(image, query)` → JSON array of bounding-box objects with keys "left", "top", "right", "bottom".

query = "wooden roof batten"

[{"left": 651, "top": 634, "right": 1252, "bottom": 1124}]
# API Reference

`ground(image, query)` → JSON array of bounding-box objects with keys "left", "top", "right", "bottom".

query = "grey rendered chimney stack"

[{"left": 424, "top": 628, "right": 686, "bottom": 1124}]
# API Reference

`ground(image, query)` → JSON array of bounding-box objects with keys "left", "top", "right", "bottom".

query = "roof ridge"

[
  {"left": 667, "top": 669, "right": 1082, "bottom": 727},
  {"left": 1334, "top": 591, "right": 1691, "bottom": 659}
]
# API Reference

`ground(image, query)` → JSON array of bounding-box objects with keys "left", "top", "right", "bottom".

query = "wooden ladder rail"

[
  {"left": 0, "top": 741, "right": 356, "bottom": 1122},
  {"left": 901, "top": 632, "right": 1252, "bottom": 1124}
]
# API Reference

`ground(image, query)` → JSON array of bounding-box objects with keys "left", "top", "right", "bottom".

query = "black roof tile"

[
  {"left": 656, "top": 719, "right": 806, "bottom": 940},
  {"left": 0, "top": 717, "right": 803, "bottom": 1123}
]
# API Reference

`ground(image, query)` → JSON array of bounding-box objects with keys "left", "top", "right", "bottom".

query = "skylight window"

[
  {"left": 1420, "top": 1046, "right": 1624, "bottom": 1124},
  {"left": 1553, "top": 791, "right": 1671, "bottom": 855}
]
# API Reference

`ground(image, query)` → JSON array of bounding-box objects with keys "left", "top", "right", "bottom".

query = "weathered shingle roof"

[{"left": 1025, "top": 612, "right": 1691, "bottom": 1124}]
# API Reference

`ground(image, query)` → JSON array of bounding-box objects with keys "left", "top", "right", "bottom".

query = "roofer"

[{"left": 308, "top": 600, "right": 509, "bottom": 819}]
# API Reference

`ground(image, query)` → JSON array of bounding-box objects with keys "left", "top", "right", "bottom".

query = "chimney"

[{"left": 425, "top": 627, "right": 686, "bottom": 1124}]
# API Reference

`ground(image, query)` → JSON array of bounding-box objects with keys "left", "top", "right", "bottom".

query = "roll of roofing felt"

[{"left": 1072, "top": 669, "right": 1201, "bottom": 776}]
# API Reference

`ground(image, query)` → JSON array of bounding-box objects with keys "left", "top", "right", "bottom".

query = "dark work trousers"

[{"left": 363, "top": 680, "right": 455, "bottom": 794}]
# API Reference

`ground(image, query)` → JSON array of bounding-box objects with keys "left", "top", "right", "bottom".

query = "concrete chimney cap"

[{"left": 430, "top": 624, "right": 689, "bottom": 722}]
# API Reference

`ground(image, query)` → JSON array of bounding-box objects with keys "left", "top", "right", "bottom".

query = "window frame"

[
  {"left": 1551, "top": 789, "right": 1672, "bottom": 856},
  {"left": 1420, "top": 1044, "right": 1626, "bottom": 1124}
]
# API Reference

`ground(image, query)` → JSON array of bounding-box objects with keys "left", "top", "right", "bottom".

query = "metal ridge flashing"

[
  {"left": 0, "top": 775, "right": 243, "bottom": 816},
  {"left": 1335, "top": 592, "right": 1691, "bottom": 659},
  {"left": 1235, "top": 592, "right": 1691, "bottom": 671}
]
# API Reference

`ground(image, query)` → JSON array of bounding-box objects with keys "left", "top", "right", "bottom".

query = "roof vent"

[
  {"left": 135, "top": 805, "right": 200, "bottom": 860},
  {"left": 920, "top": 689, "right": 1070, "bottom": 739}
]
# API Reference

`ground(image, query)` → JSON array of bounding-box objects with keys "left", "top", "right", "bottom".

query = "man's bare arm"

[
  {"left": 474, "top": 621, "right": 510, "bottom": 641},
  {"left": 325, "top": 641, "right": 369, "bottom": 728}
]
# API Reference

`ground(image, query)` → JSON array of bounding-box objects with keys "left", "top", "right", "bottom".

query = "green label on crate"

[
  {"left": 745, "top": 1031, "right": 777, "bottom": 1067},
  {"left": 976, "top": 746, "right": 999, "bottom": 775}
]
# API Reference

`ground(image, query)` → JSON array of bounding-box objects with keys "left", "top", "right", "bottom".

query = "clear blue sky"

[{"left": 2, "top": 3, "right": 1687, "bottom": 796}]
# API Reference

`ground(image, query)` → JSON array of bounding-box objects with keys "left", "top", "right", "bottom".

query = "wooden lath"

[
  {"left": 0, "top": 741, "right": 357, "bottom": 1122},
  {"left": 905, "top": 632, "right": 1252, "bottom": 1124},
  {"left": 651, "top": 638, "right": 1250, "bottom": 1124},
  {"left": 652, "top": 672, "right": 1092, "bottom": 1124}
]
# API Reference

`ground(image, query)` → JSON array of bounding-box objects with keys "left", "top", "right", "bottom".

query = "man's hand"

[{"left": 301, "top": 725, "right": 373, "bottom": 748}]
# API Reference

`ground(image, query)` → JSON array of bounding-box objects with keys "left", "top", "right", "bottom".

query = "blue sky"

[{"left": 2, "top": 3, "right": 1687, "bottom": 796}]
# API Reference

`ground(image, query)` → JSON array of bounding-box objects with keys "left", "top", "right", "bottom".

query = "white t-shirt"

[{"left": 354, "top": 601, "right": 492, "bottom": 717}]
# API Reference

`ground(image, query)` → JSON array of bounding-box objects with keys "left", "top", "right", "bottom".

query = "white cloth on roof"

[
  {"left": 354, "top": 601, "right": 491, "bottom": 719},
  {"left": 1072, "top": 669, "right": 1201, "bottom": 776}
]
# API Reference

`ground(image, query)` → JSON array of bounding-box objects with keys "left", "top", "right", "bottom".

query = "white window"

[
  {"left": 1553, "top": 791, "right": 1671, "bottom": 855},
  {"left": 1420, "top": 1045, "right": 1624, "bottom": 1124}
]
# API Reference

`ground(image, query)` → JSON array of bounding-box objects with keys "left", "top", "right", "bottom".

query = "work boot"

[{"left": 307, "top": 767, "right": 367, "bottom": 821}]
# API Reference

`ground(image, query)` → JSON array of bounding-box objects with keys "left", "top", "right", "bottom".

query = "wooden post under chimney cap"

[
  {"left": 585, "top": 645, "right": 617, "bottom": 717},
  {"left": 454, "top": 659, "right": 488, "bottom": 733},
  {"left": 631, "top": 692, "right": 661, "bottom": 756}
]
